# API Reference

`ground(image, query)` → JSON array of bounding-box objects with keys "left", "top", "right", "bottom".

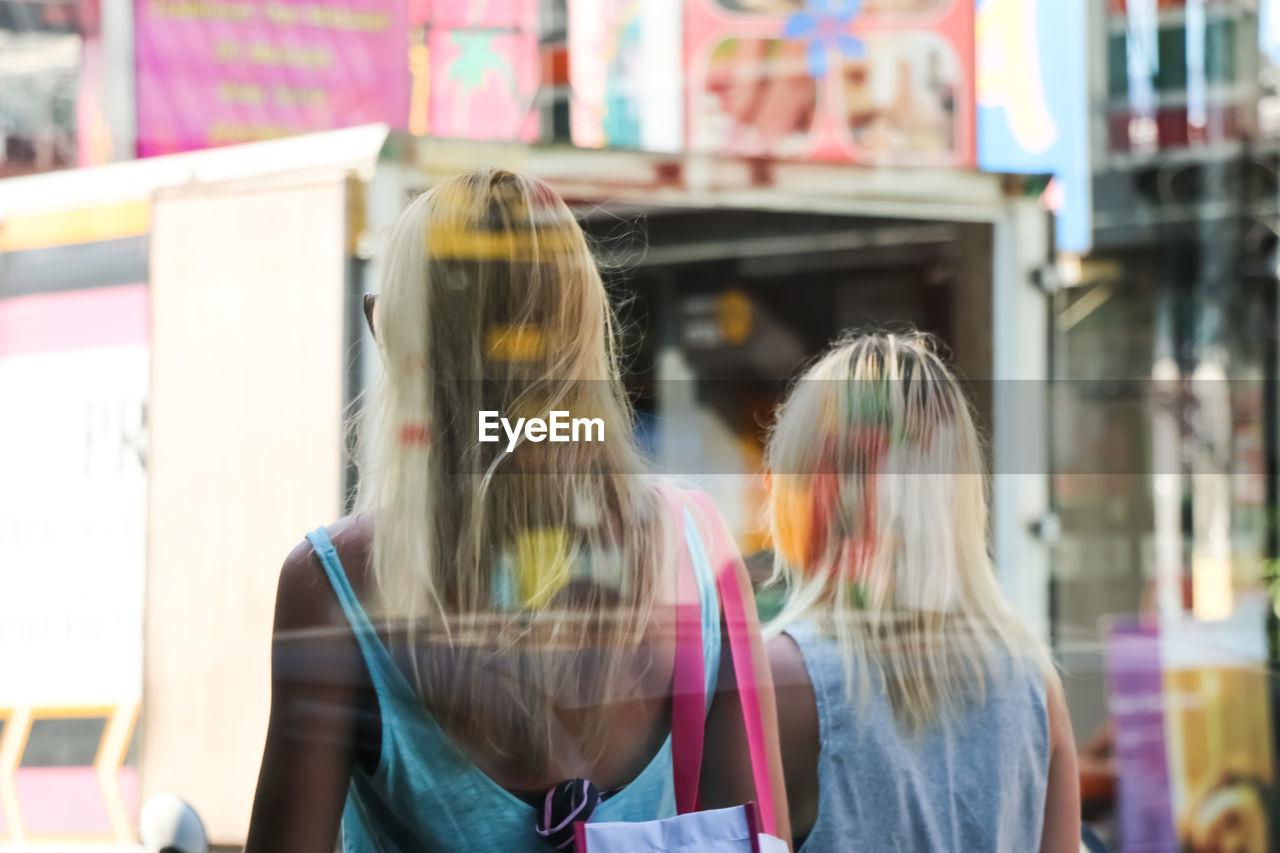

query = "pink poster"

[
  {"left": 426, "top": 29, "right": 539, "bottom": 142},
  {"left": 135, "top": 0, "right": 408, "bottom": 156},
  {"left": 421, "top": 0, "right": 540, "bottom": 142}
]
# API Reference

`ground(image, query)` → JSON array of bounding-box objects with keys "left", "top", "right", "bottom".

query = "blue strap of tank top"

[
  {"left": 306, "top": 527, "right": 402, "bottom": 690},
  {"left": 681, "top": 506, "right": 721, "bottom": 702}
]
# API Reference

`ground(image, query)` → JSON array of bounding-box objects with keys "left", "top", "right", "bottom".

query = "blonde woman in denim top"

[
  {"left": 764, "top": 332, "right": 1079, "bottom": 852},
  {"left": 244, "top": 170, "right": 789, "bottom": 852}
]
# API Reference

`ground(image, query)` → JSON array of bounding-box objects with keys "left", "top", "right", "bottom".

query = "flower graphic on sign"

[
  {"left": 449, "top": 32, "right": 515, "bottom": 92},
  {"left": 783, "top": 0, "right": 865, "bottom": 79},
  {"left": 432, "top": 30, "right": 532, "bottom": 140}
]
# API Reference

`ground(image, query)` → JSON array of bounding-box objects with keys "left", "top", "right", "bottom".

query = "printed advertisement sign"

[
  {"left": 134, "top": 0, "right": 408, "bottom": 156},
  {"left": 1104, "top": 618, "right": 1178, "bottom": 852},
  {"left": 976, "top": 0, "right": 1090, "bottom": 252},
  {"left": 1161, "top": 602, "right": 1273, "bottom": 853},
  {"left": 685, "top": 0, "right": 975, "bottom": 166},
  {"left": 422, "top": 0, "right": 540, "bottom": 142},
  {"left": 0, "top": 283, "right": 147, "bottom": 842},
  {"left": 1105, "top": 605, "right": 1275, "bottom": 853},
  {"left": 569, "top": 0, "right": 683, "bottom": 151}
]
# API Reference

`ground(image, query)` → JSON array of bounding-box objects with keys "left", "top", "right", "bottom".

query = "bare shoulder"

[
  {"left": 765, "top": 630, "right": 811, "bottom": 690},
  {"left": 274, "top": 514, "right": 374, "bottom": 632},
  {"left": 766, "top": 629, "right": 821, "bottom": 838},
  {"left": 765, "top": 630, "right": 818, "bottom": 741},
  {"left": 1044, "top": 670, "right": 1074, "bottom": 750},
  {"left": 1043, "top": 669, "right": 1068, "bottom": 719}
]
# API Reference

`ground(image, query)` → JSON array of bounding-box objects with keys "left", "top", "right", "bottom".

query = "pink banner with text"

[{"left": 134, "top": 0, "right": 408, "bottom": 156}]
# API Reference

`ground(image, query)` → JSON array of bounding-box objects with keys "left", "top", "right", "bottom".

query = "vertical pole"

[
  {"left": 992, "top": 197, "right": 1053, "bottom": 644},
  {"left": 101, "top": 0, "right": 135, "bottom": 159}
]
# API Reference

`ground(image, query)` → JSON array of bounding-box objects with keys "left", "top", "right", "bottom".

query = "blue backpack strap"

[{"left": 305, "top": 526, "right": 403, "bottom": 692}]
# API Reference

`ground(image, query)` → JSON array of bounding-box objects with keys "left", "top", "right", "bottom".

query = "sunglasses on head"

[{"left": 363, "top": 292, "right": 378, "bottom": 338}]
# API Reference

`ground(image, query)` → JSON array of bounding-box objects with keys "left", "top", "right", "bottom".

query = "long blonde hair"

[
  {"left": 765, "top": 330, "right": 1054, "bottom": 731},
  {"left": 354, "top": 169, "right": 673, "bottom": 772}
]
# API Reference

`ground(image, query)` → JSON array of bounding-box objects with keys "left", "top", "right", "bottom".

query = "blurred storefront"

[
  {"left": 0, "top": 160, "right": 150, "bottom": 844},
  {"left": 0, "top": 0, "right": 132, "bottom": 176},
  {"left": 0, "top": 127, "right": 384, "bottom": 847},
  {"left": 2, "top": 0, "right": 1277, "bottom": 850},
  {"left": 1010, "top": 1, "right": 1280, "bottom": 850},
  {"left": 0, "top": 125, "right": 1052, "bottom": 848},
  {"left": 0, "top": 0, "right": 84, "bottom": 175},
  {"left": 0, "top": 0, "right": 1081, "bottom": 847}
]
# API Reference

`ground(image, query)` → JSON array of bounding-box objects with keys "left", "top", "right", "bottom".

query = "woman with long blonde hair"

[
  {"left": 764, "top": 331, "right": 1079, "bottom": 851},
  {"left": 245, "top": 169, "right": 788, "bottom": 851}
]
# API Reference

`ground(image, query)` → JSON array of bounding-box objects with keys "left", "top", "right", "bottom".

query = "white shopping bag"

[{"left": 576, "top": 803, "right": 788, "bottom": 853}]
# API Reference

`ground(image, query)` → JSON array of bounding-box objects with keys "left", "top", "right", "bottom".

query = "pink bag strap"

[
  {"left": 688, "top": 491, "right": 778, "bottom": 838},
  {"left": 664, "top": 488, "right": 707, "bottom": 816}
]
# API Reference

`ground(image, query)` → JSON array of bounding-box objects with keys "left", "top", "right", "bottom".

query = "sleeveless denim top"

[
  {"left": 785, "top": 621, "right": 1050, "bottom": 852},
  {"left": 305, "top": 502, "right": 722, "bottom": 853}
]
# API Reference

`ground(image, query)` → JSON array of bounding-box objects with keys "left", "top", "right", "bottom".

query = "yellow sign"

[{"left": 718, "top": 290, "right": 752, "bottom": 346}]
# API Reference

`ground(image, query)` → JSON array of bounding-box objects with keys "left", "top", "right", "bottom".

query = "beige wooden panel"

[{"left": 144, "top": 178, "right": 347, "bottom": 845}]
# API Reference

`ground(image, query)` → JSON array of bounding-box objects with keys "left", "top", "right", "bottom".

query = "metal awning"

[
  {"left": 0, "top": 123, "right": 1020, "bottom": 227},
  {"left": 381, "top": 132, "right": 1017, "bottom": 224}
]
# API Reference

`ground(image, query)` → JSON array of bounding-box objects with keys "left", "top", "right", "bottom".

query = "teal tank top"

[
  {"left": 305, "top": 504, "right": 721, "bottom": 853},
  {"left": 785, "top": 621, "right": 1050, "bottom": 852}
]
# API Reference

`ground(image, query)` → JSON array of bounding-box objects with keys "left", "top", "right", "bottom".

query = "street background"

[{"left": 1, "top": 1, "right": 1277, "bottom": 850}]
